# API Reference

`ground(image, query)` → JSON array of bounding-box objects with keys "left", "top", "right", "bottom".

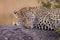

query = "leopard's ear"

[
  {"left": 14, "top": 10, "right": 17, "bottom": 14},
  {"left": 13, "top": 10, "right": 18, "bottom": 18}
]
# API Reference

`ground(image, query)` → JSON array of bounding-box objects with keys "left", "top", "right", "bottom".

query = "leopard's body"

[{"left": 13, "top": 6, "right": 60, "bottom": 30}]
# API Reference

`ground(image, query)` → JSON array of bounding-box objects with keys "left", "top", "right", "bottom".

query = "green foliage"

[
  {"left": 37, "top": 0, "right": 60, "bottom": 9},
  {"left": 55, "top": 3, "right": 60, "bottom": 8},
  {"left": 58, "top": 38, "right": 60, "bottom": 40},
  {"left": 42, "top": 2, "right": 51, "bottom": 8},
  {"left": 55, "top": 0, "right": 60, "bottom": 8},
  {"left": 56, "top": 28, "right": 60, "bottom": 33},
  {"left": 55, "top": 0, "right": 60, "bottom": 3}
]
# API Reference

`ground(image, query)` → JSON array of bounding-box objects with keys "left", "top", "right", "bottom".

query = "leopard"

[{"left": 13, "top": 6, "right": 60, "bottom": 30}]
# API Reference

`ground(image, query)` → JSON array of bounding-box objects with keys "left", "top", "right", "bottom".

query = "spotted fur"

[
  {"left": 33, "top": 21, "right": 55, "bottom": 31},
  {"left": 13, "top": 6, "right": 60, "bottom": 30}
]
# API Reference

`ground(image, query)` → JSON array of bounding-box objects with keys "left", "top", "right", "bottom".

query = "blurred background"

[{"left": 0, "top": 0, "right": 39, "bottom": 25}]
